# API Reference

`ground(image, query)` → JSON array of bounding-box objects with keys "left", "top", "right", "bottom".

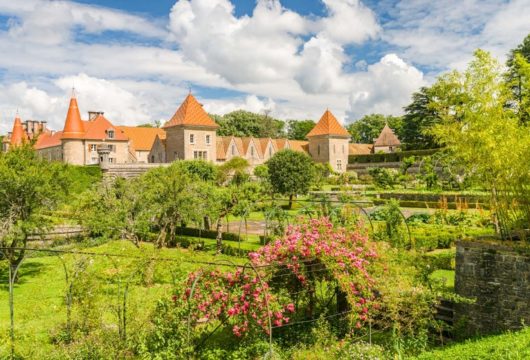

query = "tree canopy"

[
  {"left": 346, "top": 114, "right": 402, "bottom": 143},
  {"left": 214, "top": 110, "right": 285, "bottom": 138},
  {"left": 287, "top": 119, "right": 316, "bottom": 140},
  {"left": 266, "top": 150, "right": 315, "bottom": 208}
]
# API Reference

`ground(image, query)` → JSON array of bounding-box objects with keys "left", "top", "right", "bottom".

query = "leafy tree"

[
  {"left": 506, "top": 33, "right": 530, "bottom": 123},
  {"left": 347, "top": 114, "right": 402, "bottom": 143},
  {"left": 429, "top": 49, "right": 530, "bottom": 238},
  {"left": 0, "top": 145, "right": 69, "bottom": 356},
  {"left": 287, "top": 119, "right": 316, "bottom": 140},
  {"left": 218, "top": 157, "right": 250, "bottom": 185},
  {"left": 178, "top": 159, "right": 218, "bottom": 182},
  {"left": 401, "top": 87, "right": 442, "bottom": 149},
  {"left": 215, "top": 110, "right": 285, "bottom": 138},
  {"left": 266, "top": 150, "right": 315, "bottom": 209}
]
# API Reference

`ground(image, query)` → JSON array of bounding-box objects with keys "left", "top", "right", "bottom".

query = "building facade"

[{"left": 2, "top": 93, "right": 400, "bottom": 172}]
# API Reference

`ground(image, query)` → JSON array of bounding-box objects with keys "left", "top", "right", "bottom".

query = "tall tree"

[
  {"left": 347, "top": 114, "right": 402, "bottom": 143},
  {"left": 287, "top": 119, "right": 316, "bottom": 140},
  {"left": 400, "top": 87, "right": 442, "bottom": 149},
  {"left": 215, "top": 110, "right": 285, "bottom": 138},
  {"left": 506, "top": 33, "right": 530, "bottom": 123},
  {"left": 430, "top": 49, "right": 530, "bottom": 238},
  {"left": 266, "top": 150, "right": 315, "bottom": 209}
]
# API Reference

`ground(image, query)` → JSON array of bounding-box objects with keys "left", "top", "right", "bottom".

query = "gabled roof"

[
  {"left": 216, "top": 137, "right": 227, "bottom": 160},
  {"left": 61, "top": 97, "right": 85, "bottom": 140},
  {"left": 241, "top": 137, "right": 263, "bottom": 158},
  {"left": 307, "top": 110, "right": 350, "bottom": 138},
  {"left": 374, "top": 124, "right": 401, "bottom": 146},
  {"left": 274, "top": 138, "right": 289, "bottom": 150},
  {"left": 35, "top": 131, "right": 63, "bottom": 150},
  {"left": 349, "top": 143, "right": 373, "bottom": 155},
  {"left": 10, "top": 115, "right": 29, "bottom": 146},
  {"left": 83, "top": 115, "right": 128, "bottom": 141},
  {"left": 258, "top": 138, "right": 275, "bottom": 155},
  {"left": 163, "top": 93, "right": 219, "bottom": 129},
  {"left": 117, "top": 126, "right": 166, "bottom": 151}
]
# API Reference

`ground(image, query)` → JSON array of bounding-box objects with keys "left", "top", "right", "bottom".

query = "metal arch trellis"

[{"left": 370, "top": 204, "right": 412, "bottom": 247}]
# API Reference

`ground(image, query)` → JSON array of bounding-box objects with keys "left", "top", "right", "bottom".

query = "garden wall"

[{"left": 455, "top": 240, "right": 530, "bottom": 335}]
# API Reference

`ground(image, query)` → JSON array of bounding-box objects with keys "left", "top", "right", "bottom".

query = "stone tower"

[
  {"left": 163, "top": 93, "right": 219, "bottom": 163},
  {"left": 61, "top": 94, "right": 86, "bottom": 165},
  {"left": 307, "top": 110, "right": 350, "bottom": 173}
]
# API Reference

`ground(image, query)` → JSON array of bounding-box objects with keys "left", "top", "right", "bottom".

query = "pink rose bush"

[{"left": 183, "top": 218, "right": 377, "bottom": 337}]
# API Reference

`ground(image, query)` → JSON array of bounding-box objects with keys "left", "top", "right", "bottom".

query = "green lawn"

[
  {"left": 414, "top": 327, "right": 530, "bottom": 359},
  {"left": 0, "top": 240, "right": 247, "bottom": 358}
]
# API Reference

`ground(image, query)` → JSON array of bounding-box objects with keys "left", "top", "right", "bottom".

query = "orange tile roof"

[
  {"left": 274, "top": 138, "right": 289, "bottom": 150},
  {"left": 117, "top": 126, "right": 166, "bottom": 151},
  {"left": 83, "top": 115, "right": 128, "bottom": 141},
  {"left": 374, "top": 125, "right": 401, "bottom": 146},
  {"left": 35, "top": 131, "right": 63, "bottom": 150},
  {"left": 306, "top": 110, "right": 350, "bottom": 138},
  {"left": 10, "top": 115, "right": 28, "bottom": 146},
  {"left": 288, "top": 140, "right": 309, "bottom": 153},
  {"left": 163, "top": 93, "right": 219, "bottom": 129},
  {"left": 216, "top": 137, "right": 227, "bottom": 160},
  {"left": 231, "top": 137, "right": 245, "bottom": 156},
  {"left": 258, "top": 138, "right": 275, "bottom": 154},
  {"left": 349, "top": 143, "right": 373, "bottom": 155},
  {"left": 61, "top": 97, "right": 85, "bottom": 140}
]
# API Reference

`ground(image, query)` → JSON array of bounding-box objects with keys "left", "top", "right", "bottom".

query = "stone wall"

[
  {"left": 455, "top": 240, "right": 530, "bottom": 335},
  {"left": 102, "top": 163, "right": 170, "bottom": 179}
]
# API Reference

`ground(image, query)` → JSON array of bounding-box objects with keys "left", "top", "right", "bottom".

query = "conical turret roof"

[
  {"left": 10, "top": 115, "right": 28, "bottom": 146},
  {"left": 306, "top": 110, "right": 350, "bottom": 137},
  {"left": 61, "top": 96, "right": 85, "bottom": 139},
  {"left": 163, "top": 93, "right": 219, "bottom": 128},
  {"left": 374, "top": 124, "right": 400, "bottom": 146}
]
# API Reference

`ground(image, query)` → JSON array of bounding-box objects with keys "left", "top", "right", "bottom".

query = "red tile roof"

[
  {"left": 117, "top": 126, "right": 166, "bottom": 151},
  {"left": 374, "top": 125, "right": 401, "bottom": 146},
  {"left": 307, "top": 110, "right": 350, "bottom": 137},
  {"left": 61, "top": 97, "right": 85, "bottom": 139},
  {"left": 163, "top": 93, "right": 219, "bottom": 129},
  {"left": 349, "top": 143, "right": 373, "bottom": 155},
  {"left": 82, "top": 115, "right": 128, "bottom": 141},
  {"left": 35, "top": 131, "right": 63, "bottom": 149},
  {"left": 10, "top": 115, "right": 29, "bottom": 146}
]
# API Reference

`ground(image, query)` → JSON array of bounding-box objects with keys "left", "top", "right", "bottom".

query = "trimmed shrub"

[{"left": 349, "top": 149, "right": 439, "bottom": 164}]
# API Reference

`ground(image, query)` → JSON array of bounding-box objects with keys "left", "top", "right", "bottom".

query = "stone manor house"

[{"left": 2, "top": 93, "right": 400, "bottom": 173}]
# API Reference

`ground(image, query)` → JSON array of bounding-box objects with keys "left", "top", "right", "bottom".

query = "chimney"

[
  {"left": 40, "top": 121, "right": 47, "bottom": 132},
  {"left": 88, "top": 111, "right": 104, "bottom": 121}
]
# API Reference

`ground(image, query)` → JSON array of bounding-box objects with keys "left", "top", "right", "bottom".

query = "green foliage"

[
  {"left": 368, "top": 167, "right": 398, "bottom": 189},
  {"left": 418, "top": 156, "right": 439, "bottom": 190},
  {"left": 349, "top": 148, "right": 438, "bottom": 164},
  {"left": 371, "top": 200, "right": 408, "bottom": 248},
  {"left": 287, "top": 119, "right": 316, "bottom": 140},
  {"left": 178, "top": 159, "right": 218, "bottom": 182},
  {"left": 429, "top": 49, "right": 530, "bottom": 238},
  {"left": 401, "top": 87, "right": 442, "bottom": 149},
  {"left": 506, "top": 34, "right": 530, "bottom": 124},
  {"left": 218, "top": 157, "right": 250, "bottom": 185},
  {"left": 347, "top": 114, "right": 403, "bottom": 143},
  {"left": 63, "top": 165, "right": 101, "bottom": 195},
  {"left": 215, "top": 110, "right": 285, "bottom": 138},
  {"left": 266, "top": 150, "right": 315, "bottom": 207}
]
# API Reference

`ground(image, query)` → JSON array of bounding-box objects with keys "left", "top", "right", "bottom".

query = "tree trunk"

[
  {"left": 288, "top": 194, "right": 294, "bottom": 209},
  {"left": 216, "top": 218, "right": 224, "bottom": 255}
]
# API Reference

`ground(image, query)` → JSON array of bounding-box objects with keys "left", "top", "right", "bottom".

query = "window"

[
  {"left": 190, "top": 134, "right": 195, "bottom": 144},
  {"left": 206, "top": 134, "right": 211, "bottom": 145},
  {"left": 232, "top": 144, "right": 236, "bottom": 155},
  {"left": 342, "top": 144, "right": 345, "bottom": 154},
  {"left": 317, "top": 145, "right": 320, "bottom": 156},
  {"left": 109, "top": 157, "right": 115, "bottom": 164},
  {"left": 108, "top": 145, "right": 115, "bottom": 152},
  {"left": 107, "top": 130, "right": 114, "bottom": 139},
  {"left": 269, "top": 146, "right": 272, "bottom": 157},
  {"left": 194, "top": 151, "right": 207, "bottom": 160},
  {"left": 337, "top": 160, "right": 342, "bottom": 171},
  {"left": 251, "top": 146, "right": 254, "bottom": 157},
  {"left": 333, "top": 144, "right": 336, "bottom": 154},
  {"left": 89, "top": 144, "right": 97, "bottom": 152}
]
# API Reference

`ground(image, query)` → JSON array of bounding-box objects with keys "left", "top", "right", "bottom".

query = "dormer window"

[
  {"left": 206, "top": 134, "right": 211, "bottom": 145},
  {"left": 107, "top": 129, "right": 114, "bottom": 139},
  {"left": 190, "top": 134, "right": 195, "bottom": 144},
  {"left": 251, "top": 146, "right": 254, "bottom": 157},
  {"left": 269, "top": 146, "right": 272, "bottom": 157}
]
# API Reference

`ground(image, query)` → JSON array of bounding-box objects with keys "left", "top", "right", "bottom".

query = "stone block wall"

[{"left": 455, "top": 240, "right": 530, "bottom": 335}]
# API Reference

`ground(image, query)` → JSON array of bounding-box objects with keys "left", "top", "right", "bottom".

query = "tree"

[
  {"left": 429, "top": 49, "right": 530, "bottom": 238},
  {"left": 401, "top": 87, "right": 442, "bottom": 149},
  {"left": 217, "top": 157, "right": 250, "bottom": 185},
  {"left": 266, "top": 150, "right": 315, "bottom": 209},
  {"left": 215, "top": 110, "right": 285, "bottom": 138},
  {"left": 347, "top": 114, "right": 402, "bottom": 143},
  {"left": 287, "top": 119, "right": 316, "bottom": 140},
  {"left": 0, "top": 145, "right": 69, "bottom": 356},
  {"left": 506, "top": 34, "right": 530, "bottom": 123}
]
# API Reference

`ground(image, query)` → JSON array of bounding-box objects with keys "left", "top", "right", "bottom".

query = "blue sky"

[{"left": 0, "top": 0, "right": 528, "bottom": 133}]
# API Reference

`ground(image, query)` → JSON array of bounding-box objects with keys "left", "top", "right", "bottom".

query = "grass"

[
  {"left": 414, "top": 327, "right": 530, "bottom": 359},
  {"left": 430, "top": 270, "right": 455, "bottom": 292},
  {"left": 0, "top": 239, "right": 248, "bottom": 358}
]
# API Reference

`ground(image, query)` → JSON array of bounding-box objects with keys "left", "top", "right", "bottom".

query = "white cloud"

[
  {"left": 347, "top": 54, "right": 425, "bottom": 120},
  {"left": 203, "top": 95, "right": 276, "bottom": 115}
]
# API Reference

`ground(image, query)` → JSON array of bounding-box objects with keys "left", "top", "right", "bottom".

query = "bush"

[
  {"left": 349, "top": 149, "right": 439, "bottom": 164},
  {"left": 368, "top": 167, "right": 398, "bottom": 189}
]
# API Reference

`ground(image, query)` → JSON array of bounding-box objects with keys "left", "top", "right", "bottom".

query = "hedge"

[
  {"left": 176, "top": 227, "right": 242, "bottom": 241},
  {"left": 349, "top": 148, "right": 439, "bottom": 164}
]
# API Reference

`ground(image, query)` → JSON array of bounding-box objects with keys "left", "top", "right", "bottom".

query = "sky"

[{"left": 0, "top": 0, "right": 529, "bottom": 134}]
